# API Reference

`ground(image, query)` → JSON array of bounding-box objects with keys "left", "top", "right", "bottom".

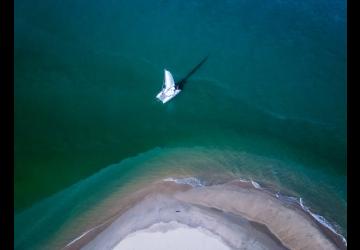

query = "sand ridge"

[{"left": 72, "top": 180, "right": 342, "bottom": 250}]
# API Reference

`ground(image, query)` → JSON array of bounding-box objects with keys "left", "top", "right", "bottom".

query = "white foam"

[
  {"left": 64, "top": 217, "right": 113, "bottom": 248},
  {"left": 250, "top": 179, "right": 261, "bottom": 189},
  {"left": 237, "top": 178, "right": 262, "bottom": 189},
  {"left": 299, "top": 198, "right": 347, "bottom": 246},
  {"left": 163, "top": 177, "right": 204, "bottom": 187},
  {"left": 238, "top": 178, "right": 250, "bottom": 183}
]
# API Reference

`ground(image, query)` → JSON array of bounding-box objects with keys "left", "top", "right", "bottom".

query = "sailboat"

[{"left": 156, "top": 69, "right": 181, "bottom": 104}]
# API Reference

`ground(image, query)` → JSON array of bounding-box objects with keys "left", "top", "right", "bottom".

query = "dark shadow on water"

[{"left": 175, "top": 55, "right": 209, "bottom": 90}]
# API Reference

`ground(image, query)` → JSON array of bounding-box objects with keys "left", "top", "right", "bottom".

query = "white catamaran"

[{"left": 156, "top": 69, "right": 181, "bottom": 104}]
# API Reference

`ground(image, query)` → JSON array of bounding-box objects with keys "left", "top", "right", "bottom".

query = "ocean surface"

[{"left": 14, "top": 0, "right": 346, "bottom": 249}]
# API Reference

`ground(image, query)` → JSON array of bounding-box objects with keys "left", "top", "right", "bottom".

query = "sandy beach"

[
  {"left": 61, "top": 178, "right": 345, "bottom": 250},
  {"left": 112, "top": 221, "right": 232, "bottom": 250}
]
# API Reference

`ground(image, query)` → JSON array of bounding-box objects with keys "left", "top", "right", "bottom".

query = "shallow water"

[
  {"left": 15, "top": 0, "right": 346, "bottom": 249},
  {"left": 14, "top": 145, "right": 346, "bottom": 249}
]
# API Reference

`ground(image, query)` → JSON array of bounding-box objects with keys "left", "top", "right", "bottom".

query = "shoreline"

[{"left": 63, "top": 178, "right": 346, "bottom": 250}]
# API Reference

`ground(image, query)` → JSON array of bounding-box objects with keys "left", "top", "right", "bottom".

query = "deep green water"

[{"left": 15, "top": 0, "right": 346, "bottom": 248}]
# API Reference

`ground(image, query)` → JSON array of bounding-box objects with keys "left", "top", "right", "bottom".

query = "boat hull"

[{"left": 156, "top": 89, "right": 181, "bottom": 103}]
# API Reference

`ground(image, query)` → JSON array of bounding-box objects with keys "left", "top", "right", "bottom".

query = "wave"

[
  {"left": 242, "top": 177, "right": 347, "bottom": 248},
  {"left": 299, "top": 197, "right": 347, "bottom": 247},
  {"left": 163, "top": 177, "right": 205, "bottom": 187}
]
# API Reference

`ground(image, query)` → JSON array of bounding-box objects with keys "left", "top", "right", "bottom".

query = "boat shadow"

[{"left": 175, "top": 55, "right": 209, "bottom": 90}]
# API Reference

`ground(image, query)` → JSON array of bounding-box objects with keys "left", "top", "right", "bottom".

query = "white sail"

[
  {"left": 164, "top": 69, "right": 175, "bottom": 89},
  {"left": 156, "top": 68, "right": 181, "bottom": 104}
]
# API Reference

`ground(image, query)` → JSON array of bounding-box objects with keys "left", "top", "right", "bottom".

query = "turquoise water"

[
  {"left": 15, "top": 0, "right": 346, "bottom": 248},
  {"left": 15, "top": 144, "right": 346, "bottom": 249}
]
